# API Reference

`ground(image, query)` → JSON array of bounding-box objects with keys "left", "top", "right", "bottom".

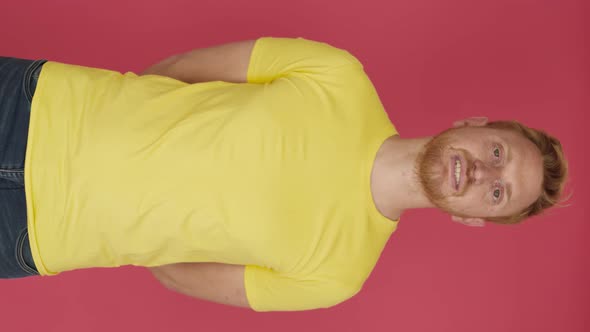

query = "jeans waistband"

[{"left": 23, "top": 59, "right": 47, "bottom": 102}]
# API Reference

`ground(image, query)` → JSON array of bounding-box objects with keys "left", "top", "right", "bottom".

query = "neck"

[{"left": 370, "top": 135, "right": 436, "bottom": 220}]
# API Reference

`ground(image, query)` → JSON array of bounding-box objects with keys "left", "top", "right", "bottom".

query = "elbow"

[{"left": 150, "top": 267, "right": 180, "bottom": 292}]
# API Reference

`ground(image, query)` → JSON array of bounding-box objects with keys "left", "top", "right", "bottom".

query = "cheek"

[{"left": 447, "top": 188, "right": 493, "bottom": 215}]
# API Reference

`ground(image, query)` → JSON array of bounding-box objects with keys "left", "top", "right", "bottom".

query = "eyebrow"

[{"left": 503, "top": 142, "right": 513, "bottom": 204}]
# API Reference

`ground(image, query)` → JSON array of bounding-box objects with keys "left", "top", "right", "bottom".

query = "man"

[{"left": 0, "top": 37, "right": 567, "bottom": 312}]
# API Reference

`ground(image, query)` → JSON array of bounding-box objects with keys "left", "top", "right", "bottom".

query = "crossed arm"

[
  {"left": 141, "top": 40, "right": 255, "bottom": 83},
  {"left": 149, "top": 263, "right": 249, "bottom": 308},
  {"left": 142, "top": 40, "right": 256, "bottom": 309}
]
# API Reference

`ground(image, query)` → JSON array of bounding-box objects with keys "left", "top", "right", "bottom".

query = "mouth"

[{"left": 450, "top": 154, "right": 465, "bottom": 192}]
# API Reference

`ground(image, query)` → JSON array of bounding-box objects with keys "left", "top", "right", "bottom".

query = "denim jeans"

[{"left": 0, "top": 57, "right": 46, "bottom": 278}]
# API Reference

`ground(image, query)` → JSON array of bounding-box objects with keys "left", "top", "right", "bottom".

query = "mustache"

[
  {"left": 415, "top": 132, "right": 476, "bottom": 206},
  {"left": 416, "top": 136, "right": 451, "bottom": 201}
]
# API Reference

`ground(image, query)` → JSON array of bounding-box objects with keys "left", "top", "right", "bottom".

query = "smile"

[{"left": 452, "top": 155, "right": 463, "bottom": 191}]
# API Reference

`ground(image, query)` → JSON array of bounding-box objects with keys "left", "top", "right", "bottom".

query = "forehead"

[
  {"left": 453, "top": 126, "right": 545, "bottom": 214},
  {"left": 502, "top": 130, "right": 544, "bottom": 214}
]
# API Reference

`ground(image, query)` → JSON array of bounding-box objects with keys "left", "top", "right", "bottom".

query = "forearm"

[
  {"left": 141, "top": 40, "right": 256, "bottom": 84},
  {"left": 149, "top": 263, "right": 250, "bottom": 309}
]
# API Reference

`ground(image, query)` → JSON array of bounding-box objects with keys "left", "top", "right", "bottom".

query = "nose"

[{"left": 469, "top": 159, "right": 500, "bottom": 184}]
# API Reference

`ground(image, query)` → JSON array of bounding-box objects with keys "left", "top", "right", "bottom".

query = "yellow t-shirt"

[{"left": 25, "top": 37, "right": 398, "bottom": 311}]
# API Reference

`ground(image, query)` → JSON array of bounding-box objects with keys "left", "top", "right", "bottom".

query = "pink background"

[{"left": 1, "top": 1, "right": 587, "bottom": 331}]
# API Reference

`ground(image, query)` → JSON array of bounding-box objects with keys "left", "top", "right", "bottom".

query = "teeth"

[{"left": 454, "top": 159, "right": 461, "bottom": 186}]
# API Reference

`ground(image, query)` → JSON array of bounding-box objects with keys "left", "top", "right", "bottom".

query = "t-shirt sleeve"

[
  {"left": 244, "top": 265, "right": 360, "bottom": 312},
  {"left": 246, "top": 37, "right": 363, "bottom": 84}
]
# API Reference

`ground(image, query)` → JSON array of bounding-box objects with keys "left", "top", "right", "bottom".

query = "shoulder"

[{"left": 253, "top": 37, "right": 364, "bottom": 69}]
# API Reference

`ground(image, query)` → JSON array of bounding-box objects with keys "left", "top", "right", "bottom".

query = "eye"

[
  {"left": 493, "top": 189, "right": 501, "bottom": 199},
  {"left": 492, "top": 186, "right": 503, "bottom": 204},
  {"left": 493, "top": 146, "right": 501, "bottom": 158}
]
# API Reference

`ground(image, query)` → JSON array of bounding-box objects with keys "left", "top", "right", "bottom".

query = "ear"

[
  {"left": 451, "top": 215, "right": 486, "bottom": 227},
  {"left": 452, "top": 117, "right": 489, "bottom": 128}
]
